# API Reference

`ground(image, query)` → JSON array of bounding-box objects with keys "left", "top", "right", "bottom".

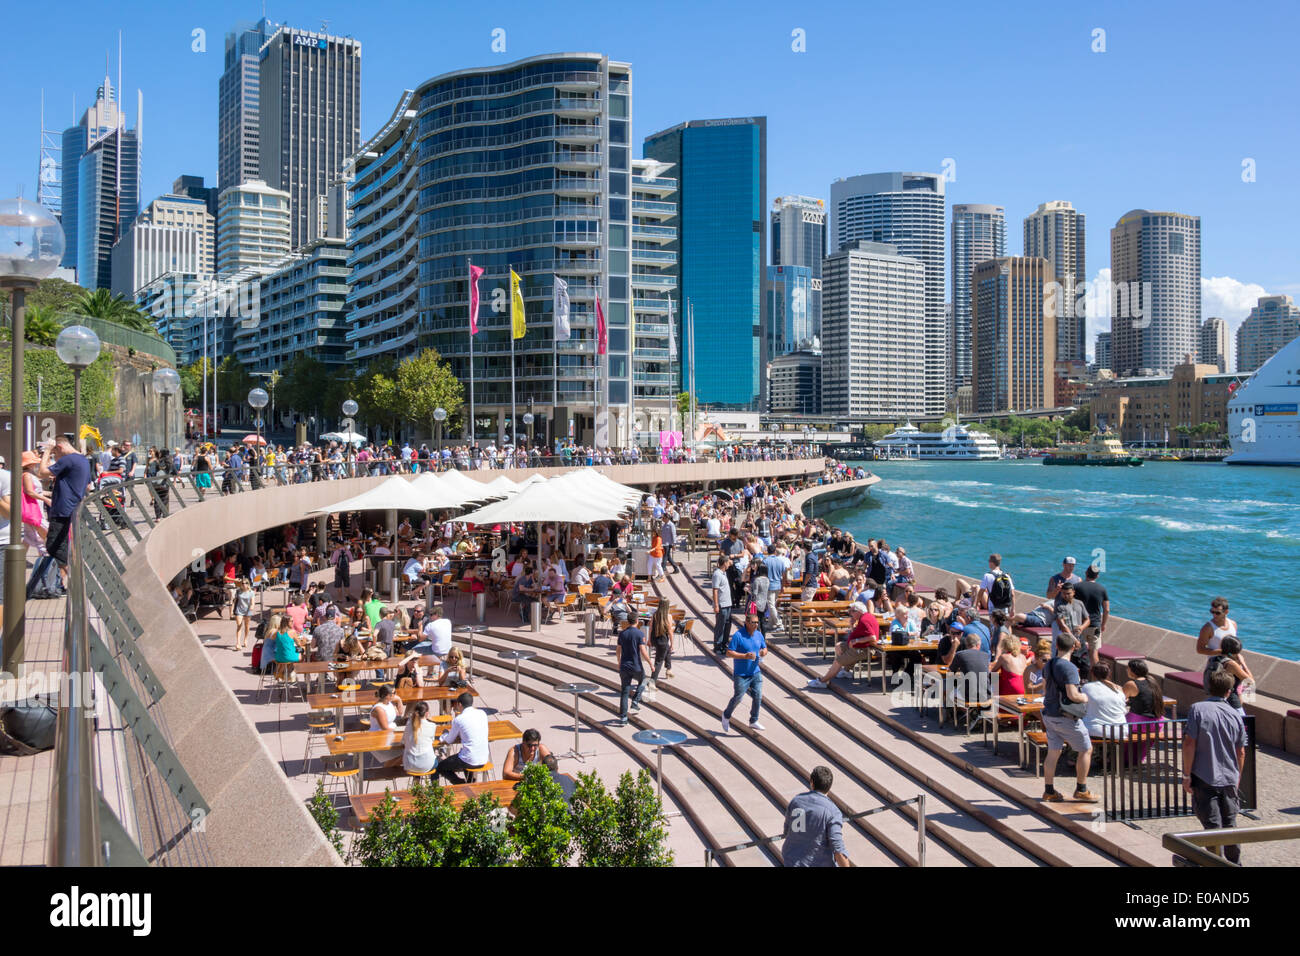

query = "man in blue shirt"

[
  {"left": 956, "top": 606, "right": 992, "bottom": 655},
  {"left": 615, "top": 615, "right": 650, "bottom": 727},
  {"left": 28, "top": 434, "right": 92, "bottom": 597},
  {"left": 782, "top": 766, "right": 851, "bottom": 867},
  {"left": 721, "top": 612, "right": 767, "bottom": 734},
  {"left": 1041, "top": 633, "right": 1099, "bottom": 803}
]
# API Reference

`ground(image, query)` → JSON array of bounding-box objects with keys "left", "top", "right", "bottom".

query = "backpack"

[
  {"left": 250, "top": 640, "right": 264, "bottom": 670},
  {"left": 990, "top": 570, "right": 1013, "bottom": 608}
]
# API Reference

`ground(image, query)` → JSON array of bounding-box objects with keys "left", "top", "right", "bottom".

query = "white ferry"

[
  {"left": 872, "top": 423, "right": 1001, "bottom": 461},
  {"left": 1226, "top": 333, "right": 1300, "bottom": 465}
]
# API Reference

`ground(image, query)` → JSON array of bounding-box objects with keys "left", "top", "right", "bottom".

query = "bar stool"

[
  {"left": 302, "top": 713, "right": 338, "bottom": 774},
  {"left": 320, "top": 754, "right": 360, "bottom": 796}
]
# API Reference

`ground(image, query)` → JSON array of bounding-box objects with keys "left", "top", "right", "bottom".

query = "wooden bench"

[{"left": 348, "top": 773, "right": 576, "bottom": 823}]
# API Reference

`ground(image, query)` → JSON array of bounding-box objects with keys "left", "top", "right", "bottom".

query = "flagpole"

[
  {"left": 510, "top": 264, "right": 517, "bottom": 449},
  {"left": 468, "top": 257, "right": 476, "bottom": 447}
]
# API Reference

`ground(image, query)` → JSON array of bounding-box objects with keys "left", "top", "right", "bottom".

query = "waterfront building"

[
  {"left": 1024, "top": 200, "right": 1087, "bottom": 364},
  {"left": 764, "top": 264, "right": 814, "bottom": 358},
  {"left": 821, "top": 240, "right": 924, "bottom": 418},
  {"left": 348, "top": 54, "right": 634, "bottom": 446},
  {"left": 771, "top": 195, "right": 825, "bottom": 341},
  {"left": 61, "top": 74, "right": 132, "bottom": 273},
  {"left": 1236, "top": 295, "right": 1300, "bottom": 373},
  {"left": 234, "top": 238, "right": 351, "bottom": 374},
  {"left": 630, "top": 158, "right": 678, "bottom": 438},
  {"left": 1110, "top": 209, "right": 1201, "bottom": 377},
  {"left": 1095, "top": 330, "right": 1112, "bottom": 371},
  {"left": 218, "top": 17, "right": 278, "bottom": 192},
  {"left": 951, "top": 203, "right": 1006, "bottom": 388},
  {"left": 1090, "top": 356, "right": 1233, "bottom": 446},
  {"left": 971, "top": 256, "right": 1055, "bottom": 413},
  {"left": 1198, "top": 316, "right": 1230, "bottom": 373},
  {"left": 644, "top": 117, "right": 766, "bottom": 408},
  {"left": 767, "top": 347, "right": 822, "bottom": 415},
  {"left": 258, "top": 24, "right": 361, "bottom": 249},
  {"left": 829, "top": 172, "right": 946, "bottom": 414},
  {"left": 77, "top": 123, "right": 141, "bottom": 290},
  {"left": 216, "top": 179, "right": 291, "bottom": 274}
]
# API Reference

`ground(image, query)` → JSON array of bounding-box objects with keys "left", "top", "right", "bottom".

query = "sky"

[{"left": 4, "top": 0, "right": 1297, "bottom": 357}]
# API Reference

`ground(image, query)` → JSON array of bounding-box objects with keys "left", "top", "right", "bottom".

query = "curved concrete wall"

[
  {"left": 126, "top": 459, "right": 824, "bottom": 864},
  {"left": 789, "top": 476, "right": 881, "bottom": 519}
]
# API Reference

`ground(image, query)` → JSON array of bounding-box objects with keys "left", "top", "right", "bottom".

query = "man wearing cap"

[
  {"left": 1046, "top": 556, "right": 1082, "bottom": 601},
  {"left": 806, "top": 602, "right": 878, "bottom": 689},
  {"left": 27, "top": 434, "right": 92, "bottom": 598}
]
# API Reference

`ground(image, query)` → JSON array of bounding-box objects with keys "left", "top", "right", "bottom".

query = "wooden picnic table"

[
  {"left": 308, "top": 683, "right": 479, "bottom": 732},
  {"left": 349, "top": 772, "right": 576, "bottom": 823},
  {"left": 873, "top": 638, "right": 940, "bottom": 693},
  {"left": 327, "top": 719, "right": 523, "bottom": 792},
  {"left": 294, "top": 654, "right": 437, "bottom": 695}
]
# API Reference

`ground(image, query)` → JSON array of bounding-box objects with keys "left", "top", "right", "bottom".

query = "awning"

[{"left": 308, "top": 476, "right": 428, "bottom": 515}]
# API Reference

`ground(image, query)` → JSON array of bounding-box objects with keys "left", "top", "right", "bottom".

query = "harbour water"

[{"left": 831, "top": 460, "right": 1300, "bottom": 661}]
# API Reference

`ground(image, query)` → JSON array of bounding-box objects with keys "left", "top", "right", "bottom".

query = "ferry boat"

[
  {"left": 1043, "top": 429, "right": 1143, "bottom": 466},
  {"left": 872, "top": 423, "right": 1000, "bottom": 460},
  {"left": 1226, "top": 333, "right": 1300, "bottom": 466}
]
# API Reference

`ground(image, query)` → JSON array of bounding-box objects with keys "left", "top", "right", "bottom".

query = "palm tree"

[
  {"left": 74, "top": 288, "right": 156, "bottom": 334},
  {"left": 24, "top": 305, "right": 61, "bottom": 346}
]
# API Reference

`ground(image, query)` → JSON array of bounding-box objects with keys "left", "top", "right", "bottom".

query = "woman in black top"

[
  {"left": 1121, "top": 658, "right": 1165, "bottom": 763},
  {"left": 648, "top": 602, "right": 674, "bottom": 682}
]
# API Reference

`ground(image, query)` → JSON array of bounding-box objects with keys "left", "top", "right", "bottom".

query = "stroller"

[{"left": 95, "top": 472, "right": 131, "bottom": 529}]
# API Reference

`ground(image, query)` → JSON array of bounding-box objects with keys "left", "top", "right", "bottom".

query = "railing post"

[{"left": 916, "top": 794, "right": 926, "bottom": 867}]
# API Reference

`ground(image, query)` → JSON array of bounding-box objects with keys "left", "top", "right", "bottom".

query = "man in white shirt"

[
  {"left": 437, "top": 692, "right": 489, "bottom": 783},
  {"left": 418, "top": 606, "right": 453, "bottom": 658}
]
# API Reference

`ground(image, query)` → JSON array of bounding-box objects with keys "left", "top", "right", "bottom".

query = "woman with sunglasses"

[{"left": 1196, "top": 597, "right": 1237, "bottom": 657}]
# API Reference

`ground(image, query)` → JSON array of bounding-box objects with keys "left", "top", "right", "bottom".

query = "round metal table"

[
  {"left": 555, "top": 681, "right": 600, "bottom": 761},
  {"left": 455, "top": 624, "right": 488, "bottom": 677},
  {"left": 632, "top": 728, "right": 688, "bottom": 802},
  {"left": 497, "top": 648, "right": 537, "bottom": 716}
]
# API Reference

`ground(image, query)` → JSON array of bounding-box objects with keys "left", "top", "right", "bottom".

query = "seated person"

[
  {"left": 1022, "top": 639, "right": 1053, "bottom": 695},
  {"left": 1082, "top": 662, "right": 1130, "bottom": 739},
  {"left": 511, "top": 567, "right": 538, "bottom": 625},
  {"left": 402, "top": 556, "right": 428, "bottom": 600},
  {"left": 541, "top": 564, "right": 567, "bottom": 621},
  {"left": 570, "top": 556, "right": 591, "bottom": 589},
  {"left": 271, "top": 619, "right": 302, "bottom": 677},
  {"left": 439, "top": 646, "right": 469, "bottom": 688},
  {"left": 369, "top": 685, "right": 406, "bottom": 769},
  {"left": 435, "top": 692, "right": 489, "bottom": 784},
  {"left": 591, "top": 567, "right": 615, "bottom": 598},
  {"left": 414, "top": 605, "right": 453, "bottom": 659},
  {"left": 401, "top": 701, "right": 439, "bottom": 774},
  {"left": 806, "top": 603, "right": 878, "bottom": 689},
  {"left": 393, "top": 651, "right": 426, "bottom": 690},
  {"left": 947, "top": 631, "right": 992, "bottom": 704},
  {"left": 502, "top": 728, "right": 552, "bottom": 781}
]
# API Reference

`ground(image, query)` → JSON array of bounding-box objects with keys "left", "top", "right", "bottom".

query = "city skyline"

[{"left": 9, "top": 0, "right": 1297, "bottom": 352}]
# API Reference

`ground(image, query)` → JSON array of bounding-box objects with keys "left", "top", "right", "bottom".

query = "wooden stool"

[
  {"left": 320, "top": 755, "right": 360, "bottom": 796},
  {"left": 302, "top": 714, "right": 338, "bottom": 773},
  {"left": 464, "top": 761, "right": 495, "bottom": 782}
]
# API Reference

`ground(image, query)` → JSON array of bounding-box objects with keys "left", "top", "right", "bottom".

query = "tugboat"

[{"left": 1043, "top": 429, "right": 1144, "bottom": 466}]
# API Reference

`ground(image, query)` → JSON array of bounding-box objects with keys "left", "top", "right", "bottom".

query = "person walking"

[
  {"left": 721, "top": 612, "right": 767, "bottom": 734},
  {"left": 1181, "top": 668, "right": 1249, "bottom": 864},
  {"left": 615, "top": 614, "right": 650, "bottom": 727},
  {"left": 711, "top": 555, "right": 734, "bottom": 655},
  {"left": 1040, "top": 633, "right": 1100, "bottom": 804},
  {"left": 27, "top": 434, "right": 91, "bottom": 598},
  {"left": 648, "top": 601, "right": 674, "bottom": 682},
  {"left": 782, "top": 766, "right": 852, "bottom": 867}
]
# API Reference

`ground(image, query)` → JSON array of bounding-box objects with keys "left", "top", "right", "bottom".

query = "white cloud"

[{"left": 1201, "top": 276, "right": 1268, "bottom": 332}]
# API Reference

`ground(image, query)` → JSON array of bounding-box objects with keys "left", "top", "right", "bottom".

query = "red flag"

[
  {"left": 596, "top": 294, "right": 607, "bottom": 355},
  {"left": 469, "top": 263, "right": 485, "bottom": 335}
]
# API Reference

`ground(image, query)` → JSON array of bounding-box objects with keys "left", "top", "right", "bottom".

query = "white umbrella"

[
  {"left": 437, "top": 468, "right": 498, "bottom": 501},
  {"left": 308, "top": 476, "right": 427, "bottom": 514},
  {"left": 457, "top": 476, "right": 629, "bottom": 525},
  {"left": 408, "top": 472, "right": 476, "bottom": 511},
  {"left": 481, "top": 475, "right": 522, "bottom": 496},
  {"left": 320, "top": 430, "right": 366, "bottom": 444}
]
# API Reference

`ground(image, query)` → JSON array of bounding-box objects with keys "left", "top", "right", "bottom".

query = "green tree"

[
  {"left": 569, "top": 771, "right": 619, "bottom": 866},
  {"left": 279, "top": 355, "right": 333, "bottom": 419},
  {"left": 676, "top": 391, "right": 692, "bottom": 422},
  {"left": 73, "top": 288, "right": 157, "bottom": 334},
  {"left": 179, "top": 358, "right": 211, "bottom": 405},
  {"left": 306, "top": 779, "right": 346, "bottom": 859},
  {"left": 20, "top": 305, "right": 61, "bottom": 345},
  {"left": 394, "top": 348, "right": 464, "bottom": 440},
  {"left": 351, "top": 789, "right": 415, "bottom": 867},
  {"left": 611, "top": 768, "right": 674, "bottom": 867},
  {"left": 216, "top": 355, "right": 255, "bottom": 413},
  {"left": 446, "top": 794, "right": 512, "bottom": 867},
  {"left": 401, "top": 777, "right": 459, "bottom": 866},
  {"left": 510, "top": 762, "right": 572, "bottom": 867}
]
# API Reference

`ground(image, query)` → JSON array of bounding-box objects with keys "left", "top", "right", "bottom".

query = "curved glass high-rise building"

[{"left": 347, "top": 54, "right": 633, "bottom": 446}]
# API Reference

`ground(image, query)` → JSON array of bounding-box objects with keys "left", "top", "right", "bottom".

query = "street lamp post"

[
  {"left": 152, "top": 367, "right": 181, "bottom": 453},
  {"left": 433, "top": 406, "right": 446, "bottom": 452},
  {"left": 55, "top": 325, "right": 101, "bottom": 451},
  {"left": 248, "top": 388, "right": 269, "bottom": 484},
  {"left": 523, "top": 412, "right": 534, "bottom": 447},
  {"left": 0, "top": 198, "right": 65, "bottom": 677}
]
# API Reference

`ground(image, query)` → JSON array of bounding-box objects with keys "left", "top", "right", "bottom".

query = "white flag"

[
  {"left": 553, "top": 275, "right": 570, "bottom": 342},
  {"left": 667, "top": 297, "right": 677, "bottom": 361}
]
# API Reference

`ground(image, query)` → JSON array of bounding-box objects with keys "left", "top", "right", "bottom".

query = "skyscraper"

[
  {"left": 348, "top": 55, "right": 634, "bottom": 446},
  {"left": 821, "top": 241, "right": 924, "bottom": 417},
  {"left": 1110, "top": 209, "right": 1201, "bottom": 377},
  {"left": 61, "top": 74, "right": 134, "bottom": 274},
  {"left": 1095, "top": 331, "right": 1112, "bottom": 371},
  {"left": 172, "top": 174, "right": 220, "bottom": 219},
  {"left": 258, "top": 24, "right": 361, "bottom": 250},
  {"left": 216, "top": 179, "right": 291, "bottom": 274},
  {"left": 771, "top": 195, "right": 825, "bottom": 340},
  {"left": 764, "top": 264, "right": 813, "bottom": 357},
  {"left": 110, "top": 193, "right": 213, "bottom": 296},
  {"left": 644, "top": 117, "right": 766, "bottom": 408},
  {"left": 630, "top": 158, "right": 679, "bottom": 435},
  {"left": 77, "top": 123, "right": 140, "bottom": 290},
  {"left": 1236, "top": 295, "right": 1300, "bottom": 373},
  {"left": 950, "top": 203, "right": 1005, "bottom": 388},
  {"left": 971, "top": 257, "right": 1055, "bottom": 413},
  {"left": 1024, "top": 200, "right": 1087, "bottom": 364},
  {"left": 829, "top": 172, "right": 946, "bottom": 413},
  {"left": 1198, "top": 316, "right": 1230, "bottom": 373},
  {"left": 218, "top": 17, "right": 277, "bottom": 192}
]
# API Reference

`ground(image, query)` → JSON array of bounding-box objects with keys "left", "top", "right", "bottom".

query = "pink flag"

[
  {"left": 469, "top": 263, "right": 485, "bottom": 335},
  {"left": 596, "top": 294, "right": 607, "bottom": 355}
]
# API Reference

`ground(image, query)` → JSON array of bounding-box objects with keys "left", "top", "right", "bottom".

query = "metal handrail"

[
  {"left": 703, "top": 794, "right": 926, "bottom": 867},
  {"left": 47, "top": 510, "right": 101, "bottom": 866},
  {"left": 1163, "top": 823, "right": 1300, "bottom": 867}
]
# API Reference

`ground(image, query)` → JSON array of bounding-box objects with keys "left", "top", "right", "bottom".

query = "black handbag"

[{"left": 2, "top": 696, "right": 59, "bottom": 752}]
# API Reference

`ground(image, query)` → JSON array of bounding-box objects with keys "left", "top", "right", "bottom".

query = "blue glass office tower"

[
  {"left": 644, "top": 117, "right": 766, "bottom": 408},
  {"left": 765, "top": 265, "right": 813, "bottom": 356},
  {"left": 348, "top": 54, "right": 633, "bottom": 446},
  {"left": 77, "top": 128, "right": 140, "bottom": 289},
  {"left": 60, "top": 76, "right": 129, "bottom": 270}
]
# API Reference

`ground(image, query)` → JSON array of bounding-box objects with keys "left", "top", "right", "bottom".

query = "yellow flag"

[
  {"left": 80, "top": 424, "right": 103, "bottom": 449},
  {"left": 510, "top": 268, "right": 526, "bottom": 339}
]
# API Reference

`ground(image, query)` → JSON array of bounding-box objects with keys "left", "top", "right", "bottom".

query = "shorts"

[
  {"left": 1082, "top": 627, "right": 1101, "bottom": 653},
  {"left": 1042, "top": 713, "right": 1092, "bottom": 753},
  {"left": 837, "top": 643, "right": 874, "bottom": 666}
]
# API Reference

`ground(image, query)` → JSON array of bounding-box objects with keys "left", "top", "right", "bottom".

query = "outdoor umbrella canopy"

[
  {"left": 241, "top": 434, "right": 267, "bottom": 446},
  {"left": 408, "top": 472, "right": 476, "bottom": 511},
  {"left": 480, "top": 475, "right": 522, "bottom": 497},
  {"left": 456, "top": 475, "right": 629, "bottom": 525},
  {"left": 308, "top": 476, "right": 428, "bottom": 515},
  {"left": 568, "top": 470, "right": 645, "bottom": 509},
  {"left": 320, "top": 430, "right": 366, "bottom": 444},
  {"left": 436, "top": 467, "right": 499, "bottom": 501}
]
